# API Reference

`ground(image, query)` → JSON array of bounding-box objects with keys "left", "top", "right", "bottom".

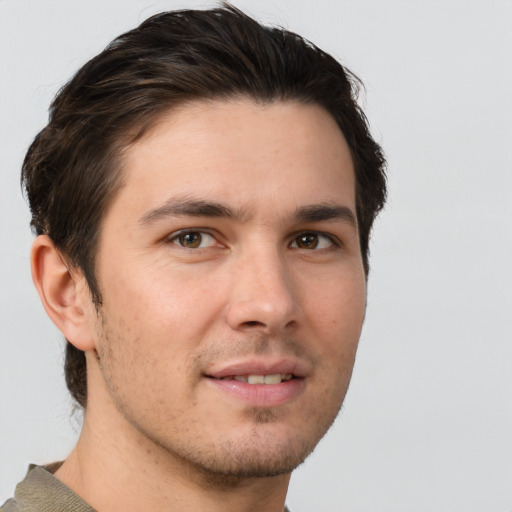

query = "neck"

[{"left": 55, "top": 365, "right": 290, "bottom": 512}]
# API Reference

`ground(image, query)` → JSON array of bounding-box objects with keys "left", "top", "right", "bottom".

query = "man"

[{"left": 2, "top": 4, "right": 386, "bottom": 512}]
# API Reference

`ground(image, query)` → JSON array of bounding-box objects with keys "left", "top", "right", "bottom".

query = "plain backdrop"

[{"left": 1, "top": 1, "right": 511, "bottom": 511}]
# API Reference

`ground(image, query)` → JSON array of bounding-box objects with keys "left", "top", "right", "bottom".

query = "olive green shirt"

[
  {"left": 2, "top": 465, "right": 292, "bottom": 511},
  {"left": 1, "top": 465, "right": 93, "bottom": 512}
]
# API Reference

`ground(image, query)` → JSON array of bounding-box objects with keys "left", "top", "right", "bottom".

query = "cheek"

[
  {"left": 305, "top": 269, "right": 366, "bottom": 336},
  {"left": 303, "top": 269, "right": 366, "bottom": 383},
  {"left": 102, "top": 258, "right": 223, "bottom": 332},
  {"left": 95, "top": 262, "right": 227, "bottom": 398}
]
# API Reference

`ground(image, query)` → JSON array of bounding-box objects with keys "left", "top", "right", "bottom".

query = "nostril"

[{"left": 226, "top": 298, "right": 299, "bottom": 333}]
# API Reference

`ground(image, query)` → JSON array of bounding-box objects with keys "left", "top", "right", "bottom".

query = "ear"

[{"left": 31, "top": 235, "right": 96, "bottom": 351}]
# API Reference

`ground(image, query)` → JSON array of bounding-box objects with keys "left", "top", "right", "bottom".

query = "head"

[{"left": 23, "top": 4, "right": 386, "bottom": 475}]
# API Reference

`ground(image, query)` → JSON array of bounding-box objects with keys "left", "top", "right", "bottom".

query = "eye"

[
  {"left": 290, "top": 232, "right": 335, "bottom": 250},
  {"left": 170, "top": 231, "right": 217, "bottom": 249}
]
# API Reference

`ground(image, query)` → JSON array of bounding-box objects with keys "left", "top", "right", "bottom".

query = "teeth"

[
  {"left": 219, "top": 373, "right": 294, "bottom": 384},
  {"left": 224, "top": 373, "right": 294, "bottom": 384},
  {"left": 248, "top": 375, "right": 265, "bottom": 384},
  {"left": 263, "top": 374, "right": 281, "bottom": 384}
]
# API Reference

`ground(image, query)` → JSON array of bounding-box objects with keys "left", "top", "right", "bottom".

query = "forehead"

[{"left": 114, "top": 99, "right": 355, "bottom": 219}]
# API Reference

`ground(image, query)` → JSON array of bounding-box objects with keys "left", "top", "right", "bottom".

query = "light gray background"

[{"left": 1, "top": 1, "right": 511, "bottom": 511}]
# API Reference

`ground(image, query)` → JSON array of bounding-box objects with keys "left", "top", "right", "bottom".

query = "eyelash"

[
  {"left": 168, "top": 230, "right": 219, "bottom": 249},
  {"left": 289, "top": 232, "right": 339, "bottom": 250},
  {"left": 167, "top": 229, "right": 339, "bottom": 251}
]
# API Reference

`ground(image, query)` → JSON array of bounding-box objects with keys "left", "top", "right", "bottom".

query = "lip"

[
  {"left": 205, "top": 358, "right": 309, "bottom": 379},
  {"left": 206, "top": 376, "right": 305, "bottom": 407},
  {"left": 204, "top": 358, "right": 309, "bottom": 407}
]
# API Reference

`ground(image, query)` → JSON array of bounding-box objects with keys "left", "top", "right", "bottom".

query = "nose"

[{"left": 226, "top": 247, "right": 301, "bottom": 334}]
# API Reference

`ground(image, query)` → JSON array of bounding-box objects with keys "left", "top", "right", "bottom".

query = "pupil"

[
  {"left": 180, "top": 232, "right": 201, "bottom": 248},
  {"left": 299, "top": 233, "right": 318, "bottom": 249}
]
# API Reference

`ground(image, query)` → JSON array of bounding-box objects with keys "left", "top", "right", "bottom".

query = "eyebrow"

[
  {"left": 294, "top": 203, "right": 357, "bottom": 227},
  {"left": 138, "top": 196, "right": 357, "bottom": 228},
  {"left": 138, "top": 197, "right": 248, "bottom": 225}
]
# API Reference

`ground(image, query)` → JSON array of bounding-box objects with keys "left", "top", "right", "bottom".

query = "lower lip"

[{"left": 206, "top": 377, "right": 305, "bottom": 407}]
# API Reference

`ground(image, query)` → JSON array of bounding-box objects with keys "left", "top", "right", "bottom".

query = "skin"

[{"left": 32, "top": 99, "right": 367, "bottom": 512}]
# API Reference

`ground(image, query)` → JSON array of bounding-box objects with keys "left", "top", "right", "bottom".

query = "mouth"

[
  {"left": 214, "top": 373, "right": 294, "bottom": 384},
  {"left": 205, "top": 358, "right": 308, "bottom": 380},
  {"left": 204, "top": 361, "right": 306, "bottom": 407}
]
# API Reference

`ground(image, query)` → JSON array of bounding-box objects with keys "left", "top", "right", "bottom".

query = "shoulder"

[
  {"left": 1, "top": 464, "right": 95, "bottom": 512},
  {"left": 0, "top": 498, "right": 19, "bottom": 512}
]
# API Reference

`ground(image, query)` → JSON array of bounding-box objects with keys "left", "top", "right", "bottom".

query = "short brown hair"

[{"left": 22, "top": 4, "right": 386, "bottom": 408}]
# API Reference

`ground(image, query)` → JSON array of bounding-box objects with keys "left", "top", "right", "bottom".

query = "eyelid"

[
  {"left": 289, "top": 231, "right": 341, "bottom": 249},
  {"left": 166, "top": 228, "right": 223, "bottom": 248},
  {"left": 163, "top": 228, "right": 341, "bottom": 250}
]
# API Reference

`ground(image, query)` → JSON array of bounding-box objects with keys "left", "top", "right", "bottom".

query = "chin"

[
  {"left": 168, "top": 410, "right": 336, "bottom": 482},
  {"left": 183, "top": 439, "right": 311, "bottom": 480}
]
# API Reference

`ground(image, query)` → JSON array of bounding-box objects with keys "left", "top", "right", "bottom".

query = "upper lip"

[{"left": 205, "top": 358, "right": 309, "bottom": 379}]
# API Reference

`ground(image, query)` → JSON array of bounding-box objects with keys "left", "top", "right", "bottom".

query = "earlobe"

[{"left": 31, "top": 235, "right": 96, "bottom": 352}]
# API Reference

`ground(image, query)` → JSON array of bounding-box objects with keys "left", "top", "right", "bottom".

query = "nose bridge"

[{"left": 226, "top": 239, "right": 299, "bottom": 332}]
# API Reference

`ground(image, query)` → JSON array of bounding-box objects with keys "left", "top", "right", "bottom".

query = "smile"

[
  {"left": 218, "top": 373, "right": 294, "bottom": 384},
  {"left": 206, "top": 372, "right": 303, "bottom": 407}
]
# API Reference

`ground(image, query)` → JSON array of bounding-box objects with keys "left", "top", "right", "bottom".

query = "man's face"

[{"left": 88, "top": 99, "right": 366, "bottom": 478}]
